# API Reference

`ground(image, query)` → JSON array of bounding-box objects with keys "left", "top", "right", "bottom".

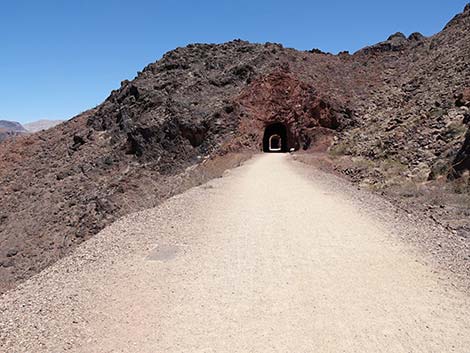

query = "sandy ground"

[{"left": 1, "top": 154, "right": 469, "bottom": 352}]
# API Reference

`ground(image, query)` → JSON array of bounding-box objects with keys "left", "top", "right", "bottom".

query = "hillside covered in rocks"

[{"left": 0, "top": 4, "right": 469, "bottom": 293}]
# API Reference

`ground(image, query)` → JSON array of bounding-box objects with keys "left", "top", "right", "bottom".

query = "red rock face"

[{"left": 233, "top": 71, "right": 340, "bottom": 151}]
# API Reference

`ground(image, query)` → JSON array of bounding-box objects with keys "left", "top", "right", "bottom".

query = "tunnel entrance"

[{"left": 263, "top": 123, "right": 288, "bottom": 153}]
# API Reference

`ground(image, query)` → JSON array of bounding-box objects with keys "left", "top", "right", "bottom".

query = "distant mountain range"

[
  {"left": 0, "top": 120, "right": 28, "bottom": 142},
  {"left": 0, "top": 119, "right": 64, "bottom": 142},
  {"left": 23, "top": 119, "right": 64, "bottom": 133},
  {"left": 0, "top": 120, "right": 28, "bottom": 132}
]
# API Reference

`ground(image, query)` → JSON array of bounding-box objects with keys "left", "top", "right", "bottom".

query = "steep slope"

[
  {"left": 336, "top": 5, "right": 470, "bottom": 174},
  {"left": 324, "top": 4, "right": 470, "bottom": 235},
  {"left": 1, "top": 5, "right": 469, "bottom": 293}
]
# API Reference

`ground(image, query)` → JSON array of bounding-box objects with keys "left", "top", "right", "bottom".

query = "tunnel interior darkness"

[{"left": 263, "top": 123, "right": 288, "bottom": 153}]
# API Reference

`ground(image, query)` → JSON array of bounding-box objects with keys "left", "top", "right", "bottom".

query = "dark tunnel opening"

[{"left": 263, "top": 123, "right": 289, "bottom": 153}]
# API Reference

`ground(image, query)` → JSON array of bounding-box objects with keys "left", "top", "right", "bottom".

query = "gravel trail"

[{"left": 1, "top": 154, "right": 469, "bottom": 352}]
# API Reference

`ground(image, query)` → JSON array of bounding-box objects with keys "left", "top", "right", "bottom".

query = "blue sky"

[{"left": 0, "top": 0, "right": 468, "bottom": 124}]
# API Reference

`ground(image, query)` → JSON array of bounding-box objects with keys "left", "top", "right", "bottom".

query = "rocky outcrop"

[
  {"left": 358, "top": 31, "right": 425, "bottom": 55},
  {"left": 231, "top": 71, "right": 345, "bottom": 151}
]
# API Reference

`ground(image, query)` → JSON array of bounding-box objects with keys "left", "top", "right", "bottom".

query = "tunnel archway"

[{"left": 263, "top": 123, "right": 288, "bottom": 153}]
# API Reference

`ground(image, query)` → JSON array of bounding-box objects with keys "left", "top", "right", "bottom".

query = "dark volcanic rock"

[
  {"left": 359, "top": 32, "right": 409, "bottom": 54},
  {"left": 408, "top": 32, "right": 425, "bottom": 41}
]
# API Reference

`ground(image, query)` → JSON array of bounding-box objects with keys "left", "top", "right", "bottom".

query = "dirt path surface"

[{"left": 1, "top": 154, "right": 469, "bottom": 352}]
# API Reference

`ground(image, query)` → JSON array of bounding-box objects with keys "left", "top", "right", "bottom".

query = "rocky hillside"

[
  {"left": 335, "top": 8, "right": 470, "bottom": 177},
  {"left": 325, "top": 4, "right": 470, "bottom": 238},
  {"left": 0, "top": 4, "right": 469, "bottom": 293}
]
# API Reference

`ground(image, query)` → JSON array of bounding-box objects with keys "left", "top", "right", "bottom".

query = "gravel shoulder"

[
  {"left": 1, "top": 154, "right": 469, "bottom": 352},
  {"left": 292, "top": 153, "right": 470, "bottom": 291}
]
